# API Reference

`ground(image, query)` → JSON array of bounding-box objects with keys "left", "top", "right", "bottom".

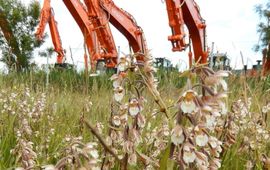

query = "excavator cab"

[
  {"left": 211, "top": 53, "right": 231, "bottom": 71},
  {"left": 154, "top": 57, "right": 175, "bottom": 71},
  {"left": 54, "top": 63, "right": 74, "bottom": 70}
]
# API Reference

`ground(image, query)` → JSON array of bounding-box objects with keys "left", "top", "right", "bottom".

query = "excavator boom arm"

[
  {"left": 165, "top": 0, "right": 208, "bottom": 64},
  {"left": 83, "top": 0, "right": 117, "bottom": 67},
  {"left": 100, "top": 0, "right": 147, "bottom": 61},
  {"left": 63, "top": 0, "right": 118, "bottom": 69},
  {"left": 63, "top": 0, "right": 96, "bottom": 68},
  {"left": 36, "top": 0, "right": 65, "bottom": 63}
]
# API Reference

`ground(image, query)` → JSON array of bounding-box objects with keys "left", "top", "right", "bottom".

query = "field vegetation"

[{"left": 0, "top": 58, "right": 270, "bottom": 170}]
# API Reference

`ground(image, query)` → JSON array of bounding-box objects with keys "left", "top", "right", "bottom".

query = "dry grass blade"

[{"left": 83, "top": 119, "right": 121, "bottom": 162}]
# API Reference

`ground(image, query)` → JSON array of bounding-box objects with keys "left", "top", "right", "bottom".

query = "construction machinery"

[
  {"left": 99, "top": 0, "right": 147, "bottom": 63},
  {"left": 237, "top": 46, "right": 269, "bottom": 77},
  {"left": 35, "top": 0, "right": 65, "bottom": 65},
  {"left": 36, "top": 0, "right": 208, "bottom": 71},
  {"left": 36, "top": 0, "right": 147, "bottom": 71},
  {"left": 36, "top": 0, "right": 103, "bottom": 70},
  {"left": 210, "top": 52, "right": 231, "bottom": 71},
  {"left": 81, "top": 0, "right": 148, "bottom": 68},
  {"left": 78, "top": 0, "right": 118, "bottom": 69},
  {"left": 165, "top": 0, "right": 208, "bottom": 67},
  {"left": 154, "top": 57, "right": 177, "bottom": 71},
  {"left": 95, "top": 0, "right": 209, "bottom": 67}
]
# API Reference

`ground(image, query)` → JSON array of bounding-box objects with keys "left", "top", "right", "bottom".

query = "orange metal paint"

[
  {"left": 35, "top": 0, "right": 65, "bottom": 64},
  {"left": 100, "top": 0, "right": 147, "bottom": 62},
  {"left": 165, "top": 0, "right": 208, "bottom": 65},
  {"left": 36, "top": 0, "right": 208, "bottom": 69}
]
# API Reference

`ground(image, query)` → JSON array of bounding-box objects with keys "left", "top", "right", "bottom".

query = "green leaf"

[
  {"left": 159, "top": 143, "right": 176, "bottom": 170},
  {"left": 0, "top": 0, "right": 42, "bottom": 71}
]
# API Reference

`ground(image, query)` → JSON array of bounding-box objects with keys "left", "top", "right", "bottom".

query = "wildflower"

[
  {"left": 262, "top": 155, "right": 270, "bottom": 170},
  {"left": 162, "top": 124, "right": 170, "bottom": 136},
  {"left": 42, "top": 165, "right": 56, "bottom": 170},
  {"left": 114, "top": 86, "right": 125, "bottom": 102},
  {"left": 171, "top": 125, "right": 185, "bottom": 145},
  {"left": 180, "top": 90, "right": 197, "bottom": 114},
  {"left": 209, "top": 158, "right": 221, "bottom": 169},
  {"left": 137, "top": 113, "right": 146, "bottom": 128},
  {"left": 15, "top": 168, "right": 25, "bottom": 170},
  {"left": 144, "top": 59, "right": 156, "bottom": 73},
  {"left": 85, "top": 143, "right": 95, "bottom": 149},
  {"left": 195, "top": 151, "right": 208, "bottom": 167},
  {"left": 118, "top": 57, "right": 128, "bottom": 72},
  {"left": 219, "top": 79, "right": 227, "bottom": 91},
  {"left": 130, "top": 128, "right": 142, "bottom": 145},
  {"left": 110, "top": 74, "right": 122, "bottom": 88},
  {"left": 183, "top": 146, "right": 196, "bottom": 164},
  {"left": 128, "top": 153, "right": 137, "bottom": 165},
  {"left": 148, "top": 75, "right": 159, "bottom": 91},
  {"left": 146, "top": 165, "right": 154, "bottom": 170},
  {"left": 110, "top": 130, "right": 118, "bottom": 141},
  {"left": 120, "top": 113, "right": 128, "bottom": 122},
  {"left": 246, "top": 161, "right": 253, "bottom": 170},
  {"left": 267, "top": 103, "right": 270, "bottom": 110},
  {"left": 128, "top": 99, "right": 140, "bottom": 117},
  {"left": 123, "top": 141, "right": 134, "bottom": 154},
  {"left": 202, "top": 105, "right": 212, "bottom": 112},
  {"left": 89, "top": 149, "right": 99, "bottom": 159},
  {"left": 219, "top": 102, "right": 227, "bottom": 115},
  {"left": 106, "top": 136, "right": 112, "bottom": 146},
  {"left": 209, "top": 136, "right": 222, "bottom": 151},
  {"left": 195, "top": 134, "right": 209, "bottom": 147},
  {"left": 95, "top": 122, "right": 104, "bottom": 134},
  {"left": 205, "top": 115, "right": 216, "bottom": 130},
  {"left": 204, "top": 71, "right": 229, "bottom": 91},
  {"left": 262, "top": 106, "right": 268, "bottom": 114},
  {"left": 264, "top": 134, "right": 269, "bottom": 140},
  {"left": 112, "top": 115, "right": 121, "bottom": 126}
]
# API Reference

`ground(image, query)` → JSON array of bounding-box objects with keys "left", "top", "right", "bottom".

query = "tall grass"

[{"left": 0, "top": 69, "right": 269, "bottom": 169}]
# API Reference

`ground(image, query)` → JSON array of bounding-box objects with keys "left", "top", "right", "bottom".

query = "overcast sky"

[{"left": 26, "top": 0, "right": 262, "bottom": 70}]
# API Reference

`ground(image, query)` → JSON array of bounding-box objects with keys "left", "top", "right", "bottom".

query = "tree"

[
  {"left": 255, "top": 2, "right": 270, "bottom": 52},
  {"left": 0, "top": 0, "right": 42, "bottom": 71}
]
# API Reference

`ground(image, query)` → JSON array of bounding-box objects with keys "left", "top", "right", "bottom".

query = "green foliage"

[
  {"left": 159, "top": 144, "right": 176, "bottom": 170},
  {"left": 38, "top": 47, "right": 54, "bottom": 57},
  {"left": 0, "top": 0, "right": 42, "bottom": 71},
  {"left": 0, "top": 68, "right": 114, "bottom": 93},
  {"left": 0, "top": 70, "right": 269, "bottom": 169},
  {"left": 255, "top": 2, "right": 270, "bottom": 51}
]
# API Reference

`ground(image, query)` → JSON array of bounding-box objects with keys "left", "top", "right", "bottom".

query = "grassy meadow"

[{"left": 0, "top": 67, "right": 270, "bottom": 170}]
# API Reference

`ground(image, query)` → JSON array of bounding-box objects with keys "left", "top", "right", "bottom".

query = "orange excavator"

[
  {"left": 35, "top": 0, "right": 65, "bottom": 64},
  {"left": 99, "top": 0, "right": 147, "bottom": 62},
  {"left": 62, "top": 0, "right": 117, "bottom": 70},
  {"left": 81, "top": 0, "right": 118, "bottom": 69},
  {"left": 36, "top": 0, "right": 207, "bottom": 70},
  {"left": 65, "top": 0, "right": 147, "bottom": 67},
  {"left": 36, "top": 0, "right": 147, "bottom": 70},
  {"left": 85, "top": 0, "right": 208, "bottom": 66},
  {"left": 82, "top": 0, "right": 207, "bottom": 67},
  {"left": 165, "top": 0, "right": 208, "bottom": 67},
  {"left": 93, "top": 0, "right": 207, "bottom": 67}
]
